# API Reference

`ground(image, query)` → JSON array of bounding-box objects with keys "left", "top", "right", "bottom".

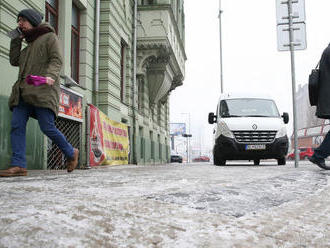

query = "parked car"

[
  {"left": 287, "top": 147, "right": 314, "bottom": 160},
  {"left": 208, "top": 93, "right": 289, "bottom": 166},
  {"left": 171, "top": 154, "right": 183, "bottom": 163},
  {"left": 193, "top": 156, "right": 210, "bottom": 162}
]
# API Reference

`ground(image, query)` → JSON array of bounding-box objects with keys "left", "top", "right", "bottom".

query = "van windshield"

[{"left": 219, "top": 98, "right": 280, "bottom": 118}]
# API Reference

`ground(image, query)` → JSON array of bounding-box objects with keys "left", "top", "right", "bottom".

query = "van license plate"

[{"left": 245, "top": 144, "right": 266, "bottom": 150}]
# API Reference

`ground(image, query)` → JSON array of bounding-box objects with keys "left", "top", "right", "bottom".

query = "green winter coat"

[{"left": 9, "top": 23, "right": 63, "bottom": 116}]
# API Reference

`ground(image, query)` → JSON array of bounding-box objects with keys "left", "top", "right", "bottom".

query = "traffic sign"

[
  {"left": 276, "top": 0, "right": 305, "bottom": 24},
  {"left": 277, "top": 22, "right": 306, "bottom": 51},
  {"left": 275, "top": 0, "right": 307, "bottom": 168},
  {"left": 276, "top": 0, "right": 306, "bottom": 51}
]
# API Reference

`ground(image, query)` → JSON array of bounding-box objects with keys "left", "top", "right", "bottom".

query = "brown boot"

[
  {"left": 0, "top": 166, "right": 27, "bottom": 177},
  {"left": 66, "top": 148, "right": 79, "bottom": 172}
]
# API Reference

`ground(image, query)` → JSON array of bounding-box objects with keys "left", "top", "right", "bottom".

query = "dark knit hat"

[{"left": 17, "top": 9, "right": 43, "bottom": 27}]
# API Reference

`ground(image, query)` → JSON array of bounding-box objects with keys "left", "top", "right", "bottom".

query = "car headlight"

[
  {"left": 218, "top": 121, "right": 234, "bottom": 139},
  {"left": 275, "top": 126, "right": 287, "bottom": 138}
]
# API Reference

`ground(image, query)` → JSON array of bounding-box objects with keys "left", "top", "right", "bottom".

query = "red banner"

[{"left": 89, "top": 105, "right": 106, "bottom": 166}]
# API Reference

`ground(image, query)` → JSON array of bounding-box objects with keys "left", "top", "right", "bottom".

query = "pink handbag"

[{"left": 26, "top": 75, "right": 47, "bottom": 86}]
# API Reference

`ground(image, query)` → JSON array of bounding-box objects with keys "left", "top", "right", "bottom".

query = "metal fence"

[{"left": 47, "top": 117, "right": 81, "bottom": 170}]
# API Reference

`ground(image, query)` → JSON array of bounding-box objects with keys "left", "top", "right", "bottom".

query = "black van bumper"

[{"left": 213, "top": 135, "right": 289, "bottom": 160}]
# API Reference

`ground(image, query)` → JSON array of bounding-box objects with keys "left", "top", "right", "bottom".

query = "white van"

[{"left": 208, "top": 93, "right": 289, "bottom": 165}]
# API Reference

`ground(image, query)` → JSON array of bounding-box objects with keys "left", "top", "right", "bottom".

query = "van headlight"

[
  {"left": 218, "top": 122, "right": 234, "bottom": 139},
  {"left": 275, "top": 127, "right": 287, "bottom": 138}
]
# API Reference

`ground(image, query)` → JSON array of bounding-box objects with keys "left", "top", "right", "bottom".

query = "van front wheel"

[
  {"left": 214, "top": 153, "right": 226, "bottom": 166},
  {"left": 277, "top": 157, "right": 286, "bottom": 165},
  {"left": 215, "top": 159, "right": 226, "bottom": 166}
]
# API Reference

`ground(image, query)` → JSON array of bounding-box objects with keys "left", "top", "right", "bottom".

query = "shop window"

[
  {"left": 45, "top": 0, "right": 58, "bottom": 33},
  {"left": 71, "top": 4, "right": 80, "bottom": 83}
]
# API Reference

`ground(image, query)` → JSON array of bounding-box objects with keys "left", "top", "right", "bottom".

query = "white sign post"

[
  {"left": 276, "top": 0, "right": 306, "bottom": 168},
  {"left": 276, "top": 0, "right": 306, "bottom": 51}
]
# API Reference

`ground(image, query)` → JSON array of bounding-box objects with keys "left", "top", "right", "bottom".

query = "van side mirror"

[
  {"left": 208, "top": 112, "right": 217, "bottom": 124},
  {"left": 282, "top": 112, "right": 289, "bottom": 124}
]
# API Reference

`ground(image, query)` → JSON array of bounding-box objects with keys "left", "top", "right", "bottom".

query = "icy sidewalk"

[{"left": 0, "top": 162, "right": 329, "bottom": 248}]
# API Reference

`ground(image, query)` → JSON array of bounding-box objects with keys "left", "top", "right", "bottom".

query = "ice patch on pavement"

[{"left": 145, "top": 171, "right": 328, "bottom": 217}]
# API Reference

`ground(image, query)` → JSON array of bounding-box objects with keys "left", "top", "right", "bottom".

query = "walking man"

[
  {"left": 308, "top": 44, "right": 330, "bottom": 170},
  {"left": 0, "top": 9, "right": 79, "bottom": 177}
]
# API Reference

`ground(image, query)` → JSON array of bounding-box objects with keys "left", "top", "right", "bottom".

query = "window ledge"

[{"left": 60, "top": 75, "right": 86, "bottom": 90}]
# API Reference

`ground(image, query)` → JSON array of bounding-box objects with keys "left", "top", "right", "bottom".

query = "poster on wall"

[
  {"left": 58, "top": 86, "right": 83, "bottom": 122},
  {"left": 89, "top": 104, "right": 129, "bottom": 166}
]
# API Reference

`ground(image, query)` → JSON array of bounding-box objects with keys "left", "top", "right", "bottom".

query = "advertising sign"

[
  {"left": 58, "top": 86, "right": 83, "bottom": 122},
  {"left": 170, "top": 123, "right": 186, "bottom": 136},
  {"left": 89, "top": 104, "right": 129, "bottom": 166}
]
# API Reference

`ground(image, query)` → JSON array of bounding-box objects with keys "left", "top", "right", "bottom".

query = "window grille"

[{"left": 47, "top": 117, "right": 81, "bottom": 169}]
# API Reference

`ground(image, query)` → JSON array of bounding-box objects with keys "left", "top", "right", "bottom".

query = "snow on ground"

[{"left": 0, "top": 161, "right": 329, "bottom": 247}]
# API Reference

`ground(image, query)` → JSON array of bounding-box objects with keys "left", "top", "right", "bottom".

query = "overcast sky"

[{"left": 170, "top": 0, "right": 330, "bottom": 153}]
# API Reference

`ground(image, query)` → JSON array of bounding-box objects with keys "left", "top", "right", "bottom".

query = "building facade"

[
  {"left": 0, "top": 0, "right": 186, "bottom": 169},
  {"left": 291, "top": 84, "right": 325, "bottom": 149},
  {"left": 296, "top": 84, "right": 322, "bottom": 130}
]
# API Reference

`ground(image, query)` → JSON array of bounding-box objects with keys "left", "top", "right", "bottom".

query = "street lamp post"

[
  {"left": 288, "top": 0, "right": 299, "bottom": 168},
  {"left": 218, "top": 0, "right": 224, "bottom": 93},
  {"left": 181, "top": 113, "right": 191, "bottom": 163}
]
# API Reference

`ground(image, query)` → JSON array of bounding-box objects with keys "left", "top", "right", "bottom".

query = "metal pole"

[
  {"left": 85, "top": 106, "right": 91, "bottom": 169},
  {"left": 188, "top": 113, "right": 191, "bottom": 163},
  {"left": 132, "top": 0, "right": 138, "bottom": 164},
  {"left": 181, "top": 112, "right": 191, "bottom": 163},
  {"left": 94, "top": 0, "right": 100, "bottom": 107},
  {"left": 171, "top": 135, "right": 174, "bottom": 150},
  {"left": 218, "top": 0, "right": 224, "bottom": 93},
  {"left": 186, "top": 135, "right": 188, "bottom": 163},
  {"left": 288, "top": 0, "right": 299, "bottom": 168}
]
